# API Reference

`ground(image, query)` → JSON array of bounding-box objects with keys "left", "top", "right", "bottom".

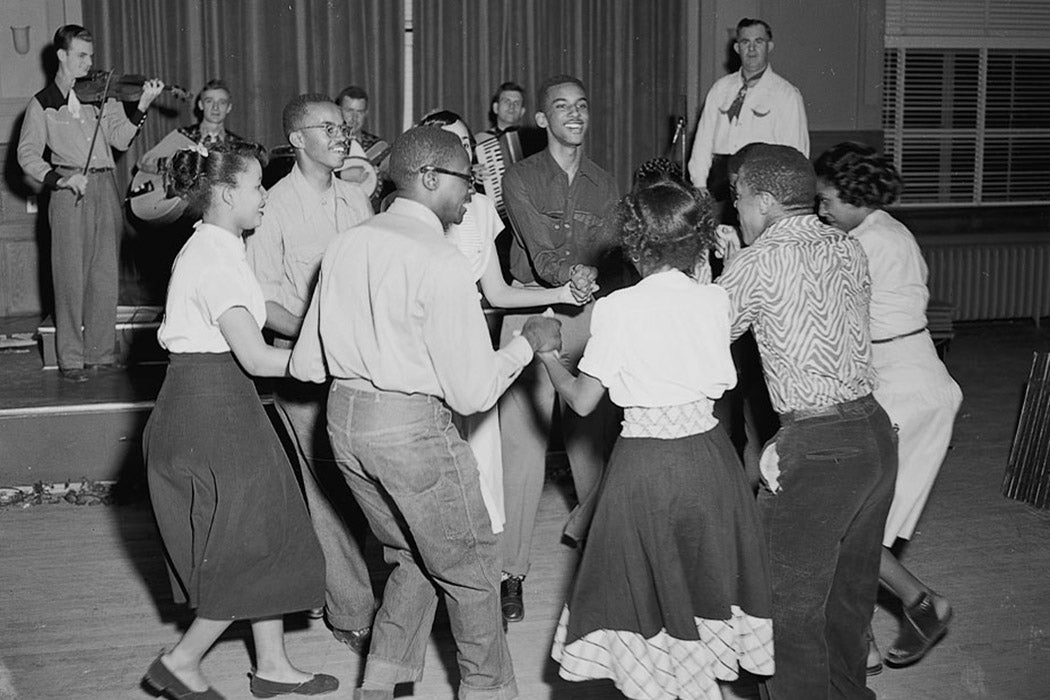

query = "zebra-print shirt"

[{"left": 718, "top": 214, "right": 875, "bottom": 414}]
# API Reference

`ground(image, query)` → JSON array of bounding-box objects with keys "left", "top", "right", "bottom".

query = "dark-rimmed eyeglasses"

[
  {"left": 420, "top": 165, "right": 475, "bottom": 190},
  {"left": 299, "top": 122, "right": 350, "bottom": 138}
]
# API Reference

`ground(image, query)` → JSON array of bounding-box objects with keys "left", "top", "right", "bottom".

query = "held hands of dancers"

[
  {"left": 714, "top": 224, "right": 741, "bottom": 261},
  {"left": 569, "top": 264, "right": 599, "bottom": 303},
  {"left": 521, "top": 315, "right": 562, "bottom": 354},
  {"left": 558, "top": 281, "right": 592, "bottom": 306}
]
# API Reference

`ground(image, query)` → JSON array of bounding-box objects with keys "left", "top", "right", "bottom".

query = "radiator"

[{"left": 922, "top": 242, "right": 1050, "bottom": 322}]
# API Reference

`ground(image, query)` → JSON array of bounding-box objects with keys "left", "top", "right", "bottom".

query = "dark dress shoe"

[
  {"left": 59, "top": 367, "right": 91, "bottom": 383},
  {"left": 249, "top": 672, "right": 339, "bottom": 697},
  {"left": 886, "top": 592, "right": 953, "bottom": 667},
  {"left": 143, "top": 654, "right": 225, "bottom": 699},
  {"left": 331, "top": 625, "right": 371, "bottom": 655},
  {"left": 501, "top": 575, "right": 525, "bottom": 623}
]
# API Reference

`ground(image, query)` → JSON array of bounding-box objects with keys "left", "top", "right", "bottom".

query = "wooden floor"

[{"left": 3, "top": 321, "right": 1050, "bottom": 699}]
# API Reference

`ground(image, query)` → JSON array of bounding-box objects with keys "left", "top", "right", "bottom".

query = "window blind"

[{"left": 883, "top": 0, "right": 1050, "bottom": 205}]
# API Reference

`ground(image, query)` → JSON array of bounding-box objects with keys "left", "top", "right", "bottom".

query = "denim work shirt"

[{"left": 502, "top": 149, "right": 631, "bottom": 294}]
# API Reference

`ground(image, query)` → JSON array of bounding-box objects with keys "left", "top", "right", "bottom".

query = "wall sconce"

[{"left": 11, "top": 25, "right": 31, "bottom": 55}]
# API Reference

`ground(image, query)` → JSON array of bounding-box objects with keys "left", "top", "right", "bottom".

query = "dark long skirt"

[
  {"left": 552, "top": 426, "right": 775, "bottom": 700},
  {"left": 143, "top": 352, "right": 324, "bottom": 620}
]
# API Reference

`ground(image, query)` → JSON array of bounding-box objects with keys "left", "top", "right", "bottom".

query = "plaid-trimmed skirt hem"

[{"left": 552, "top": 604, "right": 774, "bottom": 700}]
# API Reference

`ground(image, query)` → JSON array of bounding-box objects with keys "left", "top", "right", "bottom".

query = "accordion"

[{"left": 474, "top": 127, "right": 546, "bottom": 217}]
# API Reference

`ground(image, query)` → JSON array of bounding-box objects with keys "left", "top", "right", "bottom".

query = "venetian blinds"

[{"left": 883, "top": 0, "right": 1050, "bottom": 205}]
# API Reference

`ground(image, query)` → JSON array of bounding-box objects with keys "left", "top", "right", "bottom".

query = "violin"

[{"left": 74, "top": 69, "right": 192, "bottom": 103}]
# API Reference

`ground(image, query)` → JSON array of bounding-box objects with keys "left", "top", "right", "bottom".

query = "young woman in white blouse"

[
  {"left": 417, "top": 110, "right": 587, "bottom": 535},
  {"left": 816, "top": 142, "right": 962, "bottom": 673},
  {"left": 142, "top": 142, "right": 337, "bottom": 699},
  {"left": 539, "top": 170, "right": 774, "bottom": 700}
]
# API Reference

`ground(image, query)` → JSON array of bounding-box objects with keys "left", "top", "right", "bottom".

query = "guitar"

[
  {"left": 127, "top": 128, "right": 254, "bottom": 225},
  {"left": 127, "top": 170, "right": 186, "bottom": 225},
  {"left": 336, "top": 138, "right": 379, "bottom": 197}
]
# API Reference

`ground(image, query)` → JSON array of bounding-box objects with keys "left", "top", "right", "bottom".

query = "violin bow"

[{"left": 76, "top": 69, "right": 114, "bottom": 206}]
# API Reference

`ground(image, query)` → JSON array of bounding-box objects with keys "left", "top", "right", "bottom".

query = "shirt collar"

[
  {"left": 757, "top": 214, "right": 839, "bottom": 245},
  {"left": 540, "top": 148, "right": 601, "bottom": 186},
  {"left": 386, "top": 197, "right": 446, "bottom": 237},
  {"left": 195, "top": 221, "right": 247, "bottom": 257},
  {"left": 289, "top": 162, "right": 341, "bottom": 205},
  {"left": 637, "top": 268, "right": 697, "bottom": 289},
  {"left": 737, "top": 66, "right": 775, "bottom": 89}
]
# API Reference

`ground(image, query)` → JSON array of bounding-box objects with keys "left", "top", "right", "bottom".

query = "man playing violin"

[{"left": 16, "top": 24, "right": 163, "bottom": 382}]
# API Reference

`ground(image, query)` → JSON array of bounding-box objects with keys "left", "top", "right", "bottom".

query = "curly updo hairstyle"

[
  {"left": 814, "top": 141, "right": 903, "bottom": 208},
  {"left": 631, "top": 157, "right": 686, "bottom": 191},
  {"left": 618, "top": 165, "right": 717, "bottom": 277},
  {"left": 166, "top": 141, "right": 267, "bottom": 214}
]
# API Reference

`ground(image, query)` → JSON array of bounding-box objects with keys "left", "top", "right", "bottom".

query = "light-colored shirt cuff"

[{"left": 503, "top": 333, "right": 535, "bottom": 366}]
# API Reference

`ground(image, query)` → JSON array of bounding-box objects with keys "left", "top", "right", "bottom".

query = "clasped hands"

[
  {"left": 564, "top": 264, "right": 599, "bottom": 305},
  {"left": 521, "top": 315, "right": 562, "bottom": 355}
]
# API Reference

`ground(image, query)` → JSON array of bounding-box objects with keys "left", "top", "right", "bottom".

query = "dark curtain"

[
  {"left": 412, "top": 0, "right": 686, "bottom": 190},
  {"left": 84, "top": 0, "right": 404, "bottom": 187},
  {"left": 81, "top": 0, "right": 402, "bottom": 304}
]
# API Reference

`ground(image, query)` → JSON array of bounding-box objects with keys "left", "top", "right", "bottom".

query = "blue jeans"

[
  {"left": 759, "top": 394, "right": 897, "bottom": 700},
  {"left": 327, "top": 381, "right": 517, "bottom": 700},
  {"left": 274, "top": 381, "right": 375, "bottom": 631}
]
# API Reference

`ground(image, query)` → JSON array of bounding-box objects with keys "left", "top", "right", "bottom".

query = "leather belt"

[
  {"left": 872, "top": 326, "right": 926, "bottom": 344},
  {"left": 780, "top": 395, "right": 874, "bottom": 424},
  {"left": 57, "top": 166, "right": 113, "bottom": 174}
]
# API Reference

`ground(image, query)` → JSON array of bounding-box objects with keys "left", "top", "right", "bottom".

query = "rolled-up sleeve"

[
  {"left": 423, "top": 256, "right": 534, "bottom": 415},
  {"left": 288, "top": 282, "right": 328, "bottom": 383}
]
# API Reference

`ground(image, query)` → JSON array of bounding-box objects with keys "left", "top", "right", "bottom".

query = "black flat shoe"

[
  {"left": 886, "top": 592, "right": 953, "bottom": 667},
  {"left": 501, "top": 575, "right": 524, "bottom": 623},
  {"left": 143, "top": 654, "right": 224, "bottom": 699},
  {"left": 249, "top": 672, "right": 339, "bottom": 698}
]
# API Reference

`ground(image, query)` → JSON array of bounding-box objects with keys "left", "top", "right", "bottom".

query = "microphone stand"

[{"left": 667, "top": 115, "right": 687, "bottom": 168}]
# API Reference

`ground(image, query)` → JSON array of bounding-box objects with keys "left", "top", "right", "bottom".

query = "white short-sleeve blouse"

[
  {"left": 578, "top": 269, "right": 737, "bottom": 408},
  {"left": 445, "top": 193, "right": 503, "bottom": 283},
  {"left": 158, "top": 223, "right": 268, "bottom": 353}
]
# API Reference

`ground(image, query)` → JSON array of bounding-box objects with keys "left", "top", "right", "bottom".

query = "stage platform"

[
  {"left": 0, "top": 313, "right": 277, "bottom": 488},
  {"left": 0, "top": 305, "right": 505, "bottom": 489}
]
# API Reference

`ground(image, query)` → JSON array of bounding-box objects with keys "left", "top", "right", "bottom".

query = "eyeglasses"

[
  {"left": 419, "top": 165, "right": 475, "bottom": 191},
  {"left": 299, "top": 122, "right": 350, "bottom": 138}
]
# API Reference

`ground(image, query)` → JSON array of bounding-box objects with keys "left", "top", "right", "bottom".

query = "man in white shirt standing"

[
  {"left": 290, "top": 125, "right": 561, "bottom": 700},
  {"left": 688, "top": 18, "right": 809, "bottom": 206},
  {"left": 246, "top": 93, "right": 376, "bottom": 655},
  {"left": 690, "top": 17, "right": 807, "bottom": 489}
]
